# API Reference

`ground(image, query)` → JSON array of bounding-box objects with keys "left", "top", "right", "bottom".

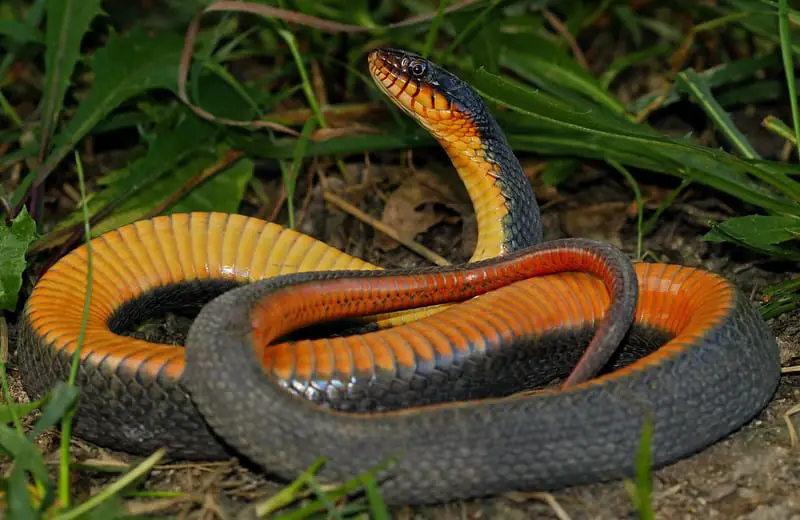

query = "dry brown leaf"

[
  {"left": 560, "top": 201, "right": 629, "bottom": 248},
  {"left": 376, "top": 169, "right": 464, "bottom": 251}
]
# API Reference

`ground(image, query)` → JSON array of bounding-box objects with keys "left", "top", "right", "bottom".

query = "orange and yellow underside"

[
  {"left": 25, "top": 213, "right": 735, "bottom": 389},
  {"left": 368, "top": 54, "right": 509, "bottom": 260}
]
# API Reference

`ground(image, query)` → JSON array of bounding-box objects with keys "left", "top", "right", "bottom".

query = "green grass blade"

[
  {"left": 0, "top": 427, "right": 47, "bottom": 476},
  {"left": 254, "top": 458, "right": 326, "bottom": 517},
  {"left": 600, "top": 44, "right": 672, "bottom": 90},
  {"left": 625, "top": 415, "right": 654, "bottom": 520},
  {"left": 674, "top": 69, "right": 760, "bottom": 160},
  {"left": 443, "top": 0, "right": 502, "bottom": 55},
  {"left": 42, "top": 111, "right": 219, "bottom": 240},
  {"left": 7, "top": 462, "right": 39, "bottom": 520},
  {"left": 0, "top": 0, "right": 46, "bottom": 85},
  {"left": 643, "top": 179, "right": 692, "bottom": 236},
  {"left": 277, "top": 29, "right": 325, "bottom": 129},
  {"left": 0, "top": 89, "right": 22, "bottom": 127},
  {"left": 422, "top": 0, "right": 448, "bottom": 58},
  {"left": 763, "top": 277, "right": 800, "bottom": 298},
  {"left": 778, "top": 0, "right": 800, "bottom": 160},
  {"left": 271, "top": 457, "right": 397, "bottom": 520},
  {"left": 360, "top": 474, "right": 390, "bottom": 520},
  {"left": 0, "top": 398, "right": 46, "bottom": 425},
  {"left": 55, "top": 449, "right": 166, "bottom": 520},
  {"left": 628, "top": 53, "right": 780, "bottom": 114},
  {"left": 28, "top": 383, "right": 79, "bottom": 439},
  {"left": 57, "top": 151, "right": 93, "bottom": 510},
  {"left": 498, "top": 35, "right": 627, "bottom": 115},
  {"left": 39, "top": 0, "right": 104, "bottom": 158},
  {"left": 283, "top": 117, "right": 317, "bottom": 229},
  {"left": 469, "top": 68, "right": 800, "bottom": 214},
  {"left": 29, "top": 28, "right": 187, "bottom": 201},
  {"left": 725, "top": 0, "right": 800, "bottom": 57},
  {"left": 763, "top": 115, "right": 798, "bottom": 144},
  {"left": 608, "top": 159, "right": 644, "bottom": 260}
]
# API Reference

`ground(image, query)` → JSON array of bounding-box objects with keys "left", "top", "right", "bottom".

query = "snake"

[{"left": 17, "top": 49, "right": 780, "bottom": 506}]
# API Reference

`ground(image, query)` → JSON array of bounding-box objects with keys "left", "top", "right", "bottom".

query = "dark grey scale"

[
  {"left": 272, "top": 322, "right": 675, "bottom": 413},
  {"left": 17, "top": 309, "right": 232, "bottom": 460},
  {"left": 20, "top": 279, "right": 243, "bottom": 459},
  {"left": 478, "top": 114, "right": 543, "bottom": 250}
]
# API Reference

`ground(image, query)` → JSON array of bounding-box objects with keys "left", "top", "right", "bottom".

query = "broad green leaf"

[
  {"left": 7, "top": 462, "right": 38, "bottom": 520},
  {"left": 45, "top": 56, "right": 256, "bottom": 239},
  {"left": 0, "top": 425, "right": 50, "bottom": 483},
  {"left": 0, "top": 397, "right": 46, "bottom": 424},
  {"left": 52, "top": 112, "right": 219, "bottom": 233},
  {"left": 0, "top": 20, "right": 44, "bottom": 44},
  {"left": 87, "top": 144, "right": 247, "bottom": 236},
  {"left": 35, "top": 28, "right": 187, "bottom": 192},
  {"left": 706, "top": 235, "right": 800, "bottom": 259},
  {"left": 0, "top": 208, "right": 38, "bottom": 311},
  {"left": 39, "top": 0, "right": 104, "bottom": 155},
  {"left": 0, "top": 0, "right": 46, "bottom": 83},
  {"left": 704, "top": 215, "right": 800, "bottom": 245},
  {"left": 169, "top": 153, "right": 255, "bottom": 214},
  {"left": 704, "top": 223, "right": 800, "bottom": 260},
  {"left": 28, "top": 382, "right": 79, "bottom": 439}
]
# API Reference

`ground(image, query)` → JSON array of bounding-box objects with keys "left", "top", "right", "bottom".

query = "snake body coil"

[{"left": 18, "top": 49, "right": 780, "bottom": 505}]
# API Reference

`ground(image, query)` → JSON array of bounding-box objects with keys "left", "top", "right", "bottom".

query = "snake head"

[{"left": 368, "top": 48, "right": 485, "bottom": 140}]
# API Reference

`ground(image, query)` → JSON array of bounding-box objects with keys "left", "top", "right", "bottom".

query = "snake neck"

[{"left": 437, "top": 116, "right": 542, "bottom": 262}]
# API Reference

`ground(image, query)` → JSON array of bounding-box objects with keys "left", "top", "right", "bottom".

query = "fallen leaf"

[
  {"left": 376, "top": 169, "right": 465, "bottom": 251},
  {"left": 561, "top": 201, "right": 629, "bottom": 248}
]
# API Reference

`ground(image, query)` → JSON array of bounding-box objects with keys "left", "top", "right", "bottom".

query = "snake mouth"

[{"left": 368, "top": 48, "right": 456, "bottom": 125}]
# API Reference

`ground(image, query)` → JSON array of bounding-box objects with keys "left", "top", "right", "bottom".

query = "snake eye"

[{"left": 409, "top": 61, "right": 427, "bottom": 77}]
